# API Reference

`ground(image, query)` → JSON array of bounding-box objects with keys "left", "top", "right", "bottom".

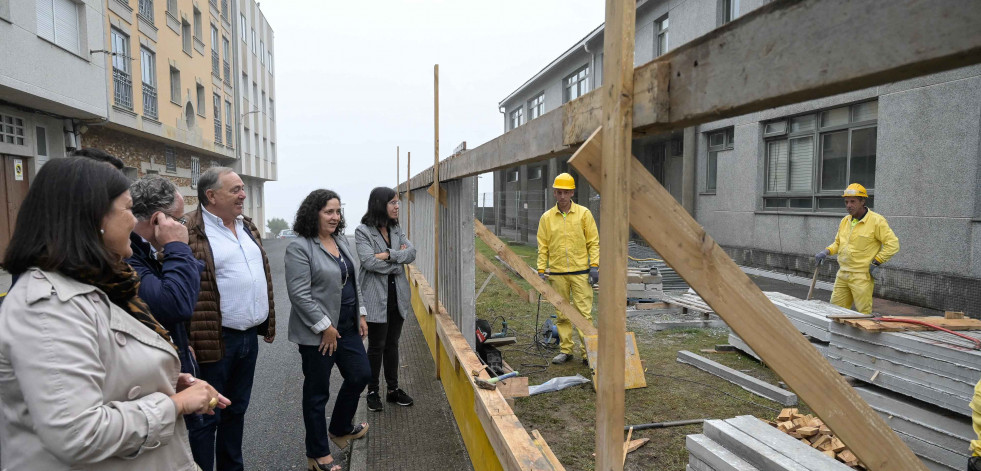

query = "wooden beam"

[
  {"left": 474, "top": 220, "right": 596, "bottom": 337},
  {"left": 404, "top": 0, "right": 981, "bottom": 190},
  {"left": 475, "top": 251, "right": 534, "bottom": 304},
  {"left": 406, "top": 151, "right": 411, "bottom": 239},
  {"left": 596, "top": 1, "right": 634, "bottom": 468},
  {"left": 433, "top": 64, "right": 441, "bottom": 380},
  {"left": 427, "top": 183, "right": 449, "bottom": 208},
  {"left": 567, "top": 128, "right": 924, "bottom": 471}
]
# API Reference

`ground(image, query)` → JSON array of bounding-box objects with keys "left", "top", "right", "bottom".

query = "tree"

[{"left": 267, "top": 217, "right": 289, "bottom": 235}]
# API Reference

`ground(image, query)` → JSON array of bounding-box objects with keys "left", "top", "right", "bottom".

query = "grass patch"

[{"left": 474, "top": 238, "right": 811, "bottom": 471}]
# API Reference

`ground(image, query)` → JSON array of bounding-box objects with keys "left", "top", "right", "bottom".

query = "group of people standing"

[{"left": 0, "top": 150, "right": 414, "bottom": 471}]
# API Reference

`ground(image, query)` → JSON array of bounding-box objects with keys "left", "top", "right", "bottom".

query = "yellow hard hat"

[
  {"left": 842, "top": 183, "right": 868, "bottom": 198},
  {"left": 553, "top": 173, "right": 576, "bottom": 190}
]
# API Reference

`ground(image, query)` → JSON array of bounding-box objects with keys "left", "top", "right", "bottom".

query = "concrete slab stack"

[
  {"left": 827, "top": 325, "right": 981, "bottom": 416},
  {"left": 686, "top": 416, "right": 850, "bottom": 471},
  {"left": 727, "top": 292, "right": 849, "bottom": 360},
  {"left": 853, "top": 384, "right": 973, "bottom": 471}
]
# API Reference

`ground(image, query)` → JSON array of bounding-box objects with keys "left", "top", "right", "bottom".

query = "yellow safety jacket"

[
  {"left": 537, "top": 202, "right": 600, "bottom": 274},
  {"left": 826, "top": 209, "right": 900, "bottom": 273}
]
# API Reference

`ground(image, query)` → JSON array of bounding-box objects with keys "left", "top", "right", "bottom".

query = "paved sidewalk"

[{"left": 350, "top": 311, "right": 473, "bottom": 471}]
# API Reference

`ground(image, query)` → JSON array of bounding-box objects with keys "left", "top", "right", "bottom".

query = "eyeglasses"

[
  {"left": 167, "top": 214, "right": 187, "bottom": 226},
  {"left": 388, "top": 200, "right": 401, "bottom": 207}
]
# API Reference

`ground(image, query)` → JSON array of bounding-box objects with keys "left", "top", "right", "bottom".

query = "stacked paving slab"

[{"left": 686, "top": 415, "right": 850, "bottom": 471}]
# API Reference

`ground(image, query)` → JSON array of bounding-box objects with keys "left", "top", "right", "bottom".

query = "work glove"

[
  {"left": 869, "top": 261, "right": 881, "bottom": 278},
  {"left": 589, "top": 267, "right": 599, "bottom": 285},
  {"left": 539, "top": 272, "right": 547, "bottom": 282},
  {"left": 815, "top": 249, "right": 830, "bottom": 265}
]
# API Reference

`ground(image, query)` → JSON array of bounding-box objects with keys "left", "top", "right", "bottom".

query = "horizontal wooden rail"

[{"left": 404, "top": 0, "right": 981, "bottom": 190}]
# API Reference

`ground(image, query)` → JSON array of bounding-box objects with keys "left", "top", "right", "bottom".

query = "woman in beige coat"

[{"left": 0, "top": 157, "right": 227, "bottom": 470}]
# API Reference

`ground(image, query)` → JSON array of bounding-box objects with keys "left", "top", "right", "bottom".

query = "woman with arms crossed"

[
  {"left": 355, "top": 187, "right": 416, "bottom": 412},
  {"left": 284, "top": 189, "right": 370, "bottom": 471},
  {"left": 0, "top": 157, "right": 226, "bottom": 471}
]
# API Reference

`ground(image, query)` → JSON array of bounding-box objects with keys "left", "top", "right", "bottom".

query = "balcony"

[
  {"left": 212, "top": 50, "right": 220, "bottom": 77},
  {"left": 225, "top": 124, "right": 233, "bottom": 146},
  {"left": 214, "top": 119, "right": 223, "bottom": 145},
  {"left": 138, "top": 0, "right": 154, "bottom": 23},
  {"left": 113, "top": 68, "right": 133, "bottom": 110},
  {"left": 223, "top": 61, "right": 231, "bottom": 85},
  {"left": 143, "top": 84, "right": 158, "bottom": 120}
]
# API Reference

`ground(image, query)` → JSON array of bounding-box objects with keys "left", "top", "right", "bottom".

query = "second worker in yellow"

[{"left": 536, "top": 173, "right": 599, "bottom": 365}]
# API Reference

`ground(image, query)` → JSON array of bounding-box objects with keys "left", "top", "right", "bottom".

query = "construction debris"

[
  {"left": 626, "top": 267, "right": 663, "bottom": 302},
  {"left": 676, "top": 350, "right": 798, "bottom": 406},
  {"left": 687, "top": 415, "right": 849, "bottom": 471},
  {"left": 772, "top": 409, "right": 865, "bottom": 468}
]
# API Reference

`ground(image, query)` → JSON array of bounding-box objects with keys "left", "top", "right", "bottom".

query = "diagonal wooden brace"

[{"left": 567, "top": 126, "right": 923, "bottom": 471}]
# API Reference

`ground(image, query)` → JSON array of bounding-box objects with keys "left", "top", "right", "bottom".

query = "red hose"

[{"left": 877, "top": 317, "right": 981, "bottom": 350}]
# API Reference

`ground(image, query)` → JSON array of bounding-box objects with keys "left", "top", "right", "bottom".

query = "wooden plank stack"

[
  {"left": 771, "top": 409, "right": 864, "bottom": 468},
  {"left": 626, "top": 268, "right": 663, "bottom": 302}
]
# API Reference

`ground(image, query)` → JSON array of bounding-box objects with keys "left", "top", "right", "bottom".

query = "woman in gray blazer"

[
  {"left": 355, "top": 187, "right": 416, "bottom": 413},
  {"left": 285, "top": 189, "right": 370, "bottom": 471}
]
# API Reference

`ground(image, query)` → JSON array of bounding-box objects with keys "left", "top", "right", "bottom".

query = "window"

[
  {"left": 243, "top": 126, "right": 250, "bottom": 154},
  {"left": 256, "top": 187, "right": 261, "bottom": 207},
  {"left": 165, "top": 146, "right": 176, "bottom": 172},
  {"left": 259, "top": 40, "right": 265, "bottom": 64},
  {"left": 193, "top": 7, "right": 202, "bottom": 39},
  {"left": 763, "top": 101, "right": 877, "bottom": 211},
  {"left": 138, "top": 0, "right": 153, "bottom": 23},
  {"left": 140, "top": 47, "right": 158, "bottom": 119},
  {"left": 169, "top": 66, "right": 180, "bottom": 104},
  {"left": 111, "top": 29, "right": 133, "bottom": 109},
  {"left": 224, "top": 100, "right": 233, "bottom": 145},
  {"left": 213, "top": 93, "right": 222, "bottom": 144},
  {"left": 220, "top": 0, "right": 227, "bottom": 18},
  {"left": 251, "top": 28, "right": 256, "bottom": 54},
  {"left": 655, "top": 15, "right": 669, "bottom": 57},
  {"left": 254, "top": 133, "right": 259, "bottom": 157},
  {"left": 509, "top": 107, "right": 524, "bottom": 130},
  {"left": 705, "top": 127, "right": 733, "bottom": 192},
  {"left": 181, "top": 19, "right": 192, "bottom": 54},
  {"left": 166, "top": 0, "right": 176, "bottom": 17},
  {"left": 270, "top": 142, "right": 276, "bottom": 162},
  {"left": 222, "top": 36, "right": 230, "bottom": 83},
  {"left": 528, "top": 92, "right": 544, "bottom": 120},
  {"left": 268, "top": 52, "right": 273, "bottom": 74},
  {"left": 240, "top": 14, "right": 247, "bottom": 40},
  {"left": 0, "top": 114, "right": 25, "bottom": 145},
  {"left": 261, "top": 91, "right": 266, "bottom": 114},
  {"left": 563, "top": 65, "right": 589, "bottom": 103},
  {"left": 262, "top": 137, "right": 267, "bottom": 159},
  {"left": 36, "top": 0, "right": 81, "bottom": 55},
  {"left": 196, "top": 83, "right": 205, "bottom": 115},
  {"left": 191, "top": 156, "right": 200, "bottom": 188},
  {"left": 252, "top": 82, "right": 258, "bottom": 107},
  {"left": 211, "top": 25, "right": 219, "bottom": 77},
  {"left": 268, "top": 98, "right": 274, "bottom": 120},
  {"left": 529, "top": 166, "right": 543, "bottom": 180},
  {"left": 506, "top": 169, "right": 519, "bottom": 183},
  {"left": 719, "top": 0, "right": 739, "bottom": 25},
  {"left": 35, "top": 126, "right": 47, "bottom": 156}
]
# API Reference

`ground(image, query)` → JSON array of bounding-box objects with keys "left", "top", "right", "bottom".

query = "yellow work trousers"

[
  {"left": 549, "top": 273, "right": 593, "bottom": 358},
  {"left": 830, "top": 270, "right": 874, "bottom": 315},
  {"left": 972, "top": 378, "right": 981, "bottom": 456}
]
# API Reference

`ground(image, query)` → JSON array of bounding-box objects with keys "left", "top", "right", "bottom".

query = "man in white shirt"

[{"left": 184, "top": 167, "right": 275, "bottom": 471}]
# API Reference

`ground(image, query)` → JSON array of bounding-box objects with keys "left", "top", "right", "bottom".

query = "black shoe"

[
  {"left": 969, "top": 456, "right": 981, "bottom": 471},
  {"left": 366, "top": 391, "right": 383, "bottom": 412},
  {"left": 386, "top": 388, "right": 414, "bottom": 406}
]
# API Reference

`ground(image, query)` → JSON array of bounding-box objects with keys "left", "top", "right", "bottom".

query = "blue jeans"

[
  {"left": 299, "top": 319, "right": 370, "bottom": 459},
  {"left": 188, "top": 327, "right": 259, "bottom": 471}
]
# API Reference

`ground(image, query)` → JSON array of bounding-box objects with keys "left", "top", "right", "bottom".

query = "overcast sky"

[{"left": 260, "top": 1, "right": 605, "bottom": 231}]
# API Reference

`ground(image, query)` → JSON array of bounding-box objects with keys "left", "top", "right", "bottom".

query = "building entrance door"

[{"left": 0, "top": 155, "right": 31, "bottom": 255}]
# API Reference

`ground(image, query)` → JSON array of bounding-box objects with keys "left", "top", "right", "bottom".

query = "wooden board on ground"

[
  {"left": 836, "top": 316, "right": 981, "bottom": 332},
  {"left": 585, "top": 332, "right": 647, "bottom": 390},
  {"left": 475, "top": 219, "right": 647, "bottom": 390},
  {"left": 568, "top": 128, "right": 922, "bottom": 470}
]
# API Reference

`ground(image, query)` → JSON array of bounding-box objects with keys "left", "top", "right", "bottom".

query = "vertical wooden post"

[
  {"left": 433, "top": 64, "right": 441, "bottom": 379},
  {"left": 596, "top": 1, "right": 634, "bottom": 470}
]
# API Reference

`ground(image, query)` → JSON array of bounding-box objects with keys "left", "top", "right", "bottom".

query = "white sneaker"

[{"left": 552, "top": 353, "right": 572, "bottom": 364}]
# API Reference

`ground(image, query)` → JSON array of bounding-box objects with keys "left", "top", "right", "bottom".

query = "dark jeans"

[
  {"left": 299, "top": 321, "right": 370, "bottom": 459},
  {"left": 366, "top": 311, "right": 405, "bottom": 393},
  {"left": 188, "top": 327, "right": 259, "bottom": 471}
]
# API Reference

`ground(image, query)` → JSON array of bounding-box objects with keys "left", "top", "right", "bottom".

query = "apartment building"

[
  {"left": 0, "top": 0, "right": 108, "bottom": 252},
  {"left": 495, "top": 0, "right": 980, "bottom": 312},
  {"left": 235, "top": 0, "right": 276, "bottom": 230}
]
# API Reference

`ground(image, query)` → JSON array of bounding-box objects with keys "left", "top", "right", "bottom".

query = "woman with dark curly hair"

[
  {"left": 284, "top": 189, "right": 370, "bottom": 471},
  {"left": 355, "top": 187, "right": 416, "bottom": 412}
]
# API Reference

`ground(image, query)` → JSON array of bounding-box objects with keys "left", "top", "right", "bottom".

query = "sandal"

[
  {"left": 328, "top": 422, "right": 369, "bottom": 449},
  {"left": 307, "top": 457, "right": 341, "bottom": 471}
]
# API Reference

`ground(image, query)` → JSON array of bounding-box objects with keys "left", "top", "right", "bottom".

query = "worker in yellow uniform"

[
  {"left": 969, "top": 377, "right": 981, "bottom": 470},
  {"left": 814, "top": 183, "right": 899, "bottom": 315},
  {"left": 537, "top": 173, "right": 599, "bottom": 365}
]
